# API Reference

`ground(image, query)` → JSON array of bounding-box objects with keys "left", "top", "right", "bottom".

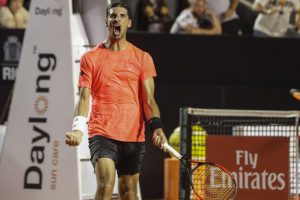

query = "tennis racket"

[
  {"left": 290, "top": 88, "right": 300, "bottom": 101},
  {"left": 163, "top": 143, "right": 237, "bottom": 200}
]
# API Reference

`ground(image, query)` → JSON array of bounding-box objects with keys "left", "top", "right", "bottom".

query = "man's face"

[
  {"left": 192, "top": 0, "right": 206, "bottom": 17},
  {"left": 10, "top": 0, "right": 23, "bottom": 13},
  {"left": 106, "top": 7, "right": 132, "bottom": 40}
]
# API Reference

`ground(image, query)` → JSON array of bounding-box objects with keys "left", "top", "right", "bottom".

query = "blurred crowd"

[
  {"left": 136, "top": 0, "right": 300, "bottom": 37},
  {"left": 0, "top": 0, "right": 29, "bottom": 29},
  {"left": 0, "top": 0, "right": 299, "bottom": 38}
]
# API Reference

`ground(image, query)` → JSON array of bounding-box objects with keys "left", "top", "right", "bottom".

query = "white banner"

[{"left": 0, "top": 0, "right": 80, "bottom": 199}]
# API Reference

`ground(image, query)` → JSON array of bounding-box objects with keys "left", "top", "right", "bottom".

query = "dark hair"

[
  {"left": 106, "top": 2, "right": 132, "bottom": 19},
  {"left": 6, "top": 0, "right": 13, "bottom": 6}
]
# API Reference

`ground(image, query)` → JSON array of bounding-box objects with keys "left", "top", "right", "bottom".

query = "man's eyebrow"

[{"left": 110, "top": 12, "right": 128, "bottom": 15}]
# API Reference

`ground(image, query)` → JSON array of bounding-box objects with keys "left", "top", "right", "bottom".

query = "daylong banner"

[{"left": 0, "top": 0, "right": 80, "bottom": 199}]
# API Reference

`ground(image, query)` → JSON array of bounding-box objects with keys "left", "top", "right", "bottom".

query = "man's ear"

[
  {"left": 128, "top": 19, "right": 132, "bottom": 28},
  {"left": 105, "top": 18, "right": 108, "bottom": 27}
]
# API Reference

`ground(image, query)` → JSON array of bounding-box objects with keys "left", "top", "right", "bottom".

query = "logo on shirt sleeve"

[{"left": 80, "top": 71, "right": 85, "bottom": 76}]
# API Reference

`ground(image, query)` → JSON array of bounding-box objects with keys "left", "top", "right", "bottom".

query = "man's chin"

[{"left": 111, "top": 34, "right": 123, "bottom": 40}]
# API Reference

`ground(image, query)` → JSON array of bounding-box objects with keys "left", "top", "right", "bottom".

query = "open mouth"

[{"left": 113, "top": 25, "right": 121, "bottom": 36}]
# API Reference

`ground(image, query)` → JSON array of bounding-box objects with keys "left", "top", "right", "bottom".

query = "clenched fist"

[{"left": 65, "top": 130, "right": 83, "bottom": 146}]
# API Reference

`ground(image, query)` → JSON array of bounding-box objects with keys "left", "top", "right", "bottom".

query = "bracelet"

[
  {"left": 72, "top": 116, "right": 87, "bottom": 133},
  {"left": 148, "top": 117, "right": 163, "bottom": 132}
]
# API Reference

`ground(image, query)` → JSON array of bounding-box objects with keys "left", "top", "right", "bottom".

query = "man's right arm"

[
  {"left": 75, "top": 87, "right": 90, "bottom": 117},
  {"left": 295, "top": 8, "right": 300, "bottom": 31},
  {"left": 65, "top": 87, "right": 90, "bottom": 146}
]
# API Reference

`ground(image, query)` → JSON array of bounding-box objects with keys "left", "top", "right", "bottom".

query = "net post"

[
  {"left": 296, "top": 114, "right": 299, "bottom": 200},
  {"left": 179, "top": 107, "right": 191, "bottom": 200}
]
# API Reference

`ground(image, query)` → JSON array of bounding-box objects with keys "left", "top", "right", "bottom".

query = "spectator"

[
  {"left": 206, "top": 0, "right": 241, "bottom": 35},
  {"left": 137, "top": 0, "right": 172, "bottom": 32},
  {"left": 252, "top": 0, "right": 300, "bottom": 37},
  {"left": 0, "top": 0, "right": 28, "bottom": 29},
  {"left": 170, "top": 0, "right": 222, "bottom": 35}
]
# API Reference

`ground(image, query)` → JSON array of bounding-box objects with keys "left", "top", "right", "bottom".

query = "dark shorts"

[{"left": 88, "top": 135, "right": 146, "bottom": 176}]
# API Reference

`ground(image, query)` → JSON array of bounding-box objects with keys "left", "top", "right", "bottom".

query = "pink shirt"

[{"left": 78, "top": 42, "right": 157, "bottom": 142}]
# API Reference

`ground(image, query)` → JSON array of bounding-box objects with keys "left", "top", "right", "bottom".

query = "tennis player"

[{"left": 65, "top": 1, "right": 167, "bottom": 200}]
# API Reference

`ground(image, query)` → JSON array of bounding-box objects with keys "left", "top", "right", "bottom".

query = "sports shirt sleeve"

[
  {"left": 141, "top": 53, "right": 157, "bottom": 81},
  {"left": 78, "top": 55, "right": 92, "bottom": 88},
  {"left": 176, "top": 11, "right": 192, "bottom": 30}
]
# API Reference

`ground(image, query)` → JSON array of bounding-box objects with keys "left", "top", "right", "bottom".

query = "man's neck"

[{"left": 104, "top": 38, "right": 128, "bottom": 51}]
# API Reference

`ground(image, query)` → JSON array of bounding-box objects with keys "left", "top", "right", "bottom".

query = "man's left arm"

[
  {"left": 224, "top": 0, "right": 240, "bottom": 18},
  {"left": 295, "top": 9, "right": 300, "bottom": 31},
  {"left": 142, "top": 77, "right": 168, "bottom": 151}
]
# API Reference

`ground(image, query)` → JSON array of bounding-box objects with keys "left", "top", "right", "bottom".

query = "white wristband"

[{"left": 72, "top": 116, "right": 87, "bottom": 133}]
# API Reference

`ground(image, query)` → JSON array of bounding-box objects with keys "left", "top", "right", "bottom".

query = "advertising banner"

[
  {"left": 0, "top": 0, "right": 80, "bottom": 199},
  {"left": 0, "top": 29, "right": 24, "bottom": 83},
  {"left": 206, "top": 136, "right": 289, "bottom": 200}
]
